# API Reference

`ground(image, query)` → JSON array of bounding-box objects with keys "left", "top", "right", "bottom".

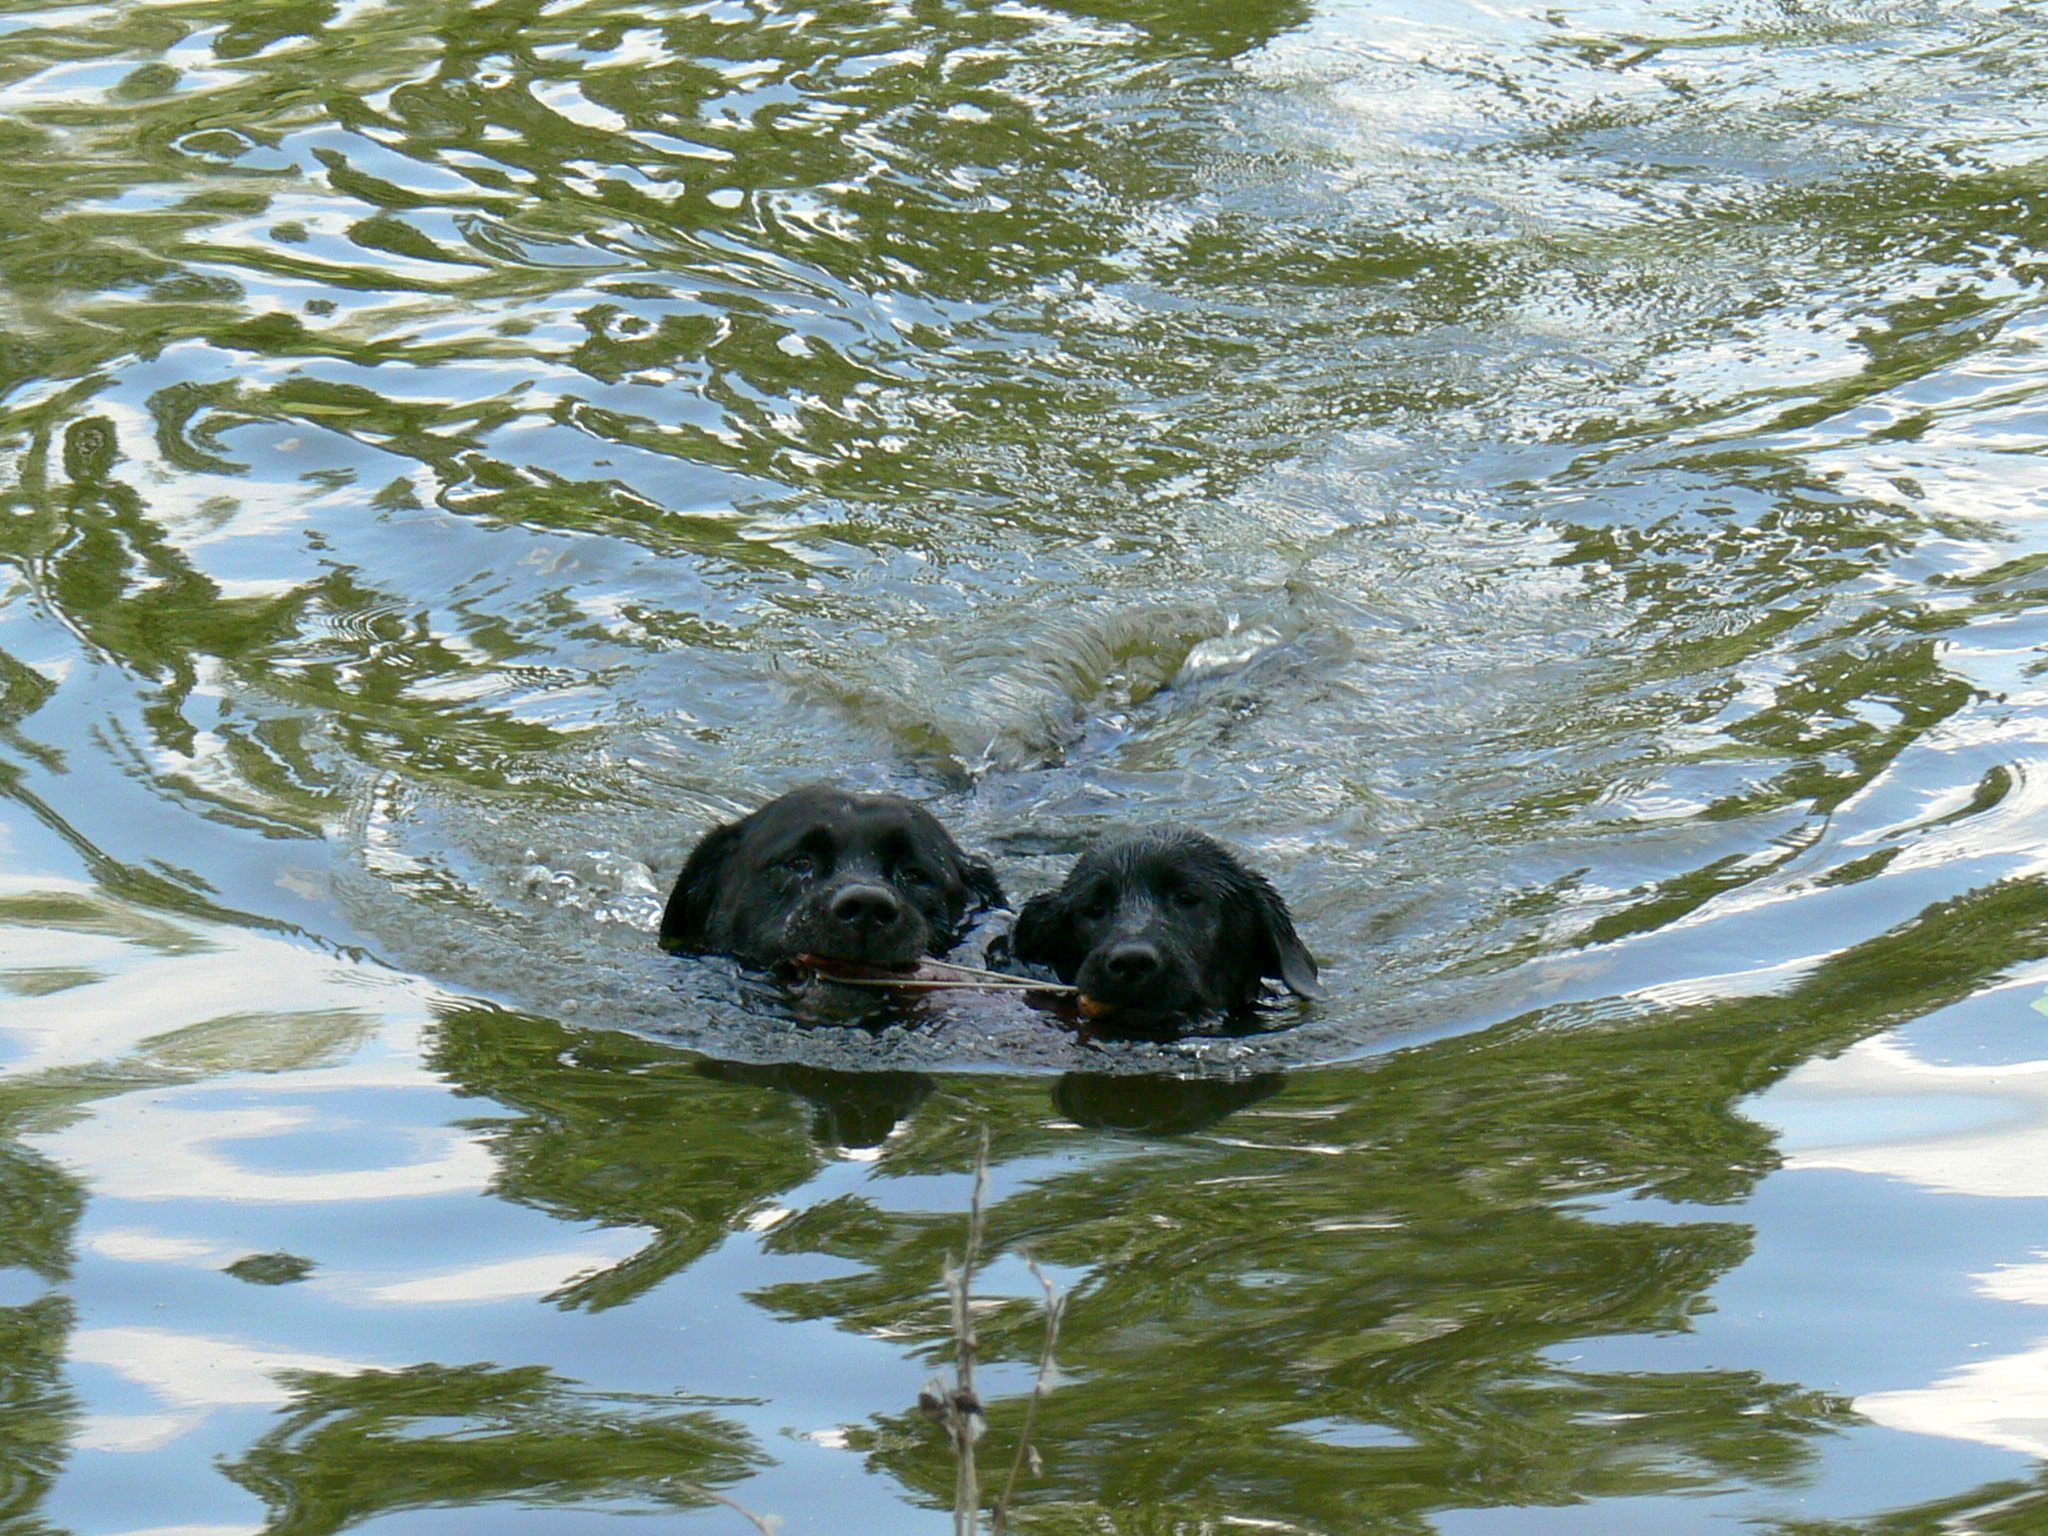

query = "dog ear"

[
  {"left": 659, "top": 818, "right": 746, "bottom": 954},
  {"left": 1244, "top": 873, "right": 1325, "bottom": 1000},
  {"left": 960, "top": 853, "right": 1006, "bottom": 912},
  {"left": 1013, "top": 890, "right": 1080, "bottom": 980}
]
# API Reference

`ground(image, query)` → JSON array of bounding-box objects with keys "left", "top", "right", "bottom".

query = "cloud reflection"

[
  {"left": 70, "top": 1325, "right": 374, "bottom": 1453},
  {"left": 1756, "top": 1015, "right": 2048, "bottom": 1459},
  {"left": 365, "top": 1241, "right": 655, "bottom": 1305},
  {"left": 1762, "top": 1032, "right": 2048, "bottom": 1199},
  {"left": 48, "top": 1100, "right": 496, "bottom": 1204},
  {"left": 1859, "top": 1341, "right": 2048, "bottom": 1459}
]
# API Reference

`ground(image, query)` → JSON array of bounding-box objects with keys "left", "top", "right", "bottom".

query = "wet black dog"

[
  {"left": 1013, "top": 828, "right": 1322, "bottom": 1033},
  {"left": 660, "top": 785, "right": 1004, "bottom": 969}
]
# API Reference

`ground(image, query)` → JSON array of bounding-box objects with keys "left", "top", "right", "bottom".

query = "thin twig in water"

[
  {"left": 809, "top": 975, "right": 1073, "bottom": 995},
  {"left": 920, "top": 1126, "right": 992, "bottom": 1536},
  {"left": 990, "top": 1255, "right": 1066, "bottom": 1536},
  {"left": 960, "top": 1126, "right": 988, "bottom": 1388},
  {"left": 798, "top": 956, "right": 1077, "bottom": 996},
  {"left": 671, "top": 1481, "right": 781, "bottom": 1535},
  {"left": 954, "top": 1126, "right": 989, "bottom": 1535},
  {"left": 920, "top": 961, "right": 1069, "bottom": 987}
]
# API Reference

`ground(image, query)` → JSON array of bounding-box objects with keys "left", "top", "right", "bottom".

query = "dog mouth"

[
  {"left": 1069, "top": 991, "right": 1217, "bottom": 1040},
  {"left": 782, "top": 901, "right": 932, "bottom": 969},
  {"left": 783, "top": 941, "right": 928, "bottom": 974},
  {"left": 1073, "top": 962, "right": 1196, "bottom": 1024},
  {"left": 793, "top": 953, "right": 922, "bottom": 979},
  {"left": 1071, "top": 974, "right": 1206, "bottom": 1027}
]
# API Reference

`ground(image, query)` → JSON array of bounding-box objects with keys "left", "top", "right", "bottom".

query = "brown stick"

[
  {"left": 797, "top": 955, "right": 1075, "bottom": 994},
  {"left": 953, "top": 1126, "right": 990, "bottom": 1535},
  {"left": 808, "top": 974, "right": 1075, "bottom": 995},
  {"left": 918, "top": 960, "right": 1062, "bottom": 985}
]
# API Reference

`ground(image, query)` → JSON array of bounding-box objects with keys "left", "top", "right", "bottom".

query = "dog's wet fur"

[
  {"left": 660, "top": 785, "right": 1004, "bottom": 970},
  {"left": 1013, "top": 827, "right": 1322, "bottom": 1034}
]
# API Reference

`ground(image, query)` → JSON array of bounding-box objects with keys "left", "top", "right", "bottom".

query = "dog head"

[
  {"left": 660, "top": 785, "right": 1004, "bottom": 969},
  {"left": 1013, "top": 827, "right": 1321, "bottom": 1031}
]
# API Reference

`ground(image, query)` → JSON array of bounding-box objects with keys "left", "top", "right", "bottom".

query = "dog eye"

[
  {"left": 780, "top": 853, "right": 817, "bottom": 876},
  {"left": 1171, "top": 887, "right": 1204, "bottom": 909},
  {"left": 1083, "top": 892, "right": 1114, "bottom": 920},
  {"left": 898, "top": 866, "right": 934, "bottom": 887}
]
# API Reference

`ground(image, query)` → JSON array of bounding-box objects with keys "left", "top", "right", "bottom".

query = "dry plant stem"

[
  {"left": 960, "top": 1127, "right": 988, "bottom": 1391},
  {"left": 926, "top": 961, "right": 1067, "bottom": 986},
  {"left": 671, "top": 1481, "right": 781, "bottom": 1535},
  {"left": 948, "top": 1126, "right": 992, "bottom": 1536},
  {"left": 921, "top": 1129, "right": 1008, "bottom": 1536},
  {"left": 813, "top": 975, "right": 1074, "bottom": 995},
  {"left": 943, "top": 1260, "right": 978, "bottom": 1536},
  {"left": 799, "top": 956, "right": 1078, "bottom": 996},
  {"left": 989, "top": 1256, "right": 1066, "bottom": 1535}
]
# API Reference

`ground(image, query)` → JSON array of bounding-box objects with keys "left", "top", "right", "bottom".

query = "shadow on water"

[
  {"left": 697, "top": 1055, "right": 1285, "bottom": 1145},
  {"left": 697, "top": 1060, "right": 936, "bottom": 1152}
]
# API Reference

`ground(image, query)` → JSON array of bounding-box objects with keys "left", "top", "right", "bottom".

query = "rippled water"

[{"left": 7, "top": 0, "right": 2048, "bottom": 1529}]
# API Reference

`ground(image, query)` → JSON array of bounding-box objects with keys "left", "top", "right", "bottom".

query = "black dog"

[
  {"left": 660, "top": 785, "right": 1004, "bottom": 970},
  {"left": 1013, "top": 828, "right": 1322, "bottom": 1032}
]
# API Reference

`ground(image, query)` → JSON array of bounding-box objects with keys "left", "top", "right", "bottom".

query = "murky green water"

[{"left": 6, "top": 0, "right": 2048, "bottom": 1529}]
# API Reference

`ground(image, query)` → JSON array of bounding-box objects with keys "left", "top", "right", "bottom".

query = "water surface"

[{"left": 5, "top": 0, "right": 2048, "bottom": 1530}]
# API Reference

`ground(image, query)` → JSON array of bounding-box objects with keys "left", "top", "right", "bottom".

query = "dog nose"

[
  {"left": 830, "top": 884, "right": 902, "bottom": 931},
  {"left": 1104, "top": 942, "right": 1161, "bottom": 984}
]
